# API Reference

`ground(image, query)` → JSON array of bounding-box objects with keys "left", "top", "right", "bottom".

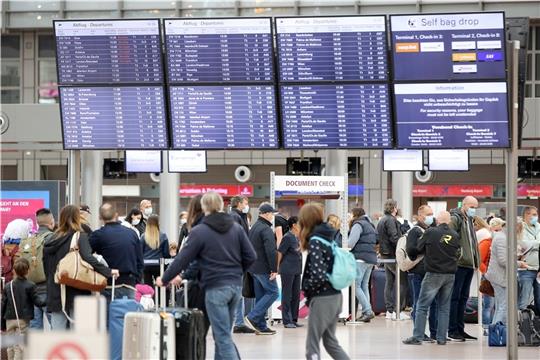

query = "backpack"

[
  {"left": 488, "top": 322, "right": 507, "bottom": 346},
  {"left": 396, "top": 226, "right": 425, "bottom": 272},
  {"left": 518, "top": 308, "right": 540, "bottom": 347},
  {"left": 311, "top": 236, "right": 356, "bottom": 290},
  {"left": 16, "top": 231, "right": 51, "bottom": 284}
]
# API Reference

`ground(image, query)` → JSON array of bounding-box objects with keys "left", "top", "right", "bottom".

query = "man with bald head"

[
  {"left": 447, "top": 196, "right": 480, "bottom": 341},
  {"left": 403, "top": 211, "right": 461, "bottom": 346},
  {"left": 89, "top": 203, "right": 144, "bottom": 300}
]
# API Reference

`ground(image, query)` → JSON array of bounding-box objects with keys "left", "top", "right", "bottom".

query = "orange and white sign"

[
  {"left": 395, "top": 42, "right": 419, "bottom": 53},
  {"left": 452, "top": 52, "right": 477, "bottom": 62}
]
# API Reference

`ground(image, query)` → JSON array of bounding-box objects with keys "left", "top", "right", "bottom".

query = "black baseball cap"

[
  {"left": 80, "top": 205, "right": 91, "bottom": 214},
  {"left": 258, "top": 204, "right": 277, "bottom": 214}
]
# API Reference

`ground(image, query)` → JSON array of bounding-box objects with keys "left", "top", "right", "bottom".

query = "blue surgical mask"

[
  {"left": 424, "top": 216, "right": 434, "bottom": 226},
  {"left": 531, "top": 216, "right": 538, "bottom": 225},
  {"left": 466, "top": 208, "right": 476, "bottom": 217}
]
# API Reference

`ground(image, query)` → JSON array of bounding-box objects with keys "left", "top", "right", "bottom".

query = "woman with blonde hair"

[
  {"left": 141, "top": 215, "right": 171, "bottom": 285},
  {"left": 299, "top": 203, "right": 349, "bottom": 360},
  {"left": 326, "top": 214, "right": 343, "bottom": 247}
]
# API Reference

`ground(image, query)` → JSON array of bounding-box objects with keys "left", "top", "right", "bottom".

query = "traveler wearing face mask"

[
  {"left": 448, "top": 196, "right": 480, "bottom": 342},
  {"left": 517, "top": 206, "right": 540, "bottom": 311},
  {"left": 178, "top": 211, "right": 188, "bottom": 244},
  {"left": 136, "top": 199, "right": 153, "bottom": 235},
  {"left": 406, "top": 205, "right": 438, "bottom": 341},
  {"left": 122, "top": 208, "right": 143, "bottom": 238}
]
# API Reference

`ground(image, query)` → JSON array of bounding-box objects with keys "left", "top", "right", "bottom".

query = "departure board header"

[
  {"left": 165, "top": 18, "right": 274, "bottom": 83},
  {"left": 276, "top": 16, "right": 388, "bottom": 82},
  {"left": 54, "top": 19, "right": 163, "bottom": 84}
]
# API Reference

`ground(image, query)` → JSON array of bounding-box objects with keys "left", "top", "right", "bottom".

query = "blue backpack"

[
  {"left": 311, "top": 236, "right": 356, "bottom": 290},
  {"left": 488, "top": 322, "right": 507, "bottom": 347}
]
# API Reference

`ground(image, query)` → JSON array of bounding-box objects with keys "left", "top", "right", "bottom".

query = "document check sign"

[{"left": 274, "top": 175, "right": 345, "bottom": 193}]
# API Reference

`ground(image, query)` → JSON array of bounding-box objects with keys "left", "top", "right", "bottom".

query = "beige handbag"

[{"left": 54, "top": 231, "right": 107, "bottom": 292}]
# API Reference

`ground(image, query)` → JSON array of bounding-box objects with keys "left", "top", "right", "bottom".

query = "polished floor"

[{"left": 206, "top": 316, "right": 540, "bottom": 359}]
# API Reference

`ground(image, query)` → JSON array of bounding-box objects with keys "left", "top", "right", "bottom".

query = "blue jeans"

[
  {"left": 492, "top": 283, "right": 507, "bottom": 325},
  {"left": 30, "top": 292, "right": 51, "bottom": 329},
  {"left": 482, "top": 290, "right": 494, "bottom": 328},
  {"left": 355, "top": 262, "right": 374, "bottom": 316},
  {"left": 518, "top": 270, "right": 539, "bottom": 310},
  {"left": 412, "top": 272, "right": 455, "bottom": 343},
  {"left": 234, "top": 298, "right": 245, "bottom": 327},
  {"left": 448, "top": 266, "right": 474, "bottom": 335},
  {"left": 247, "top": 273, "right": 279, "bottom": 330},
  {"left": 411, "top": 273, "right": 438, "bottom": 338},
  {"left": 50, "top": 311, "right": 69, "bottom": 330},
  {"left": 103, "top": 286, "right": 136, "bottom": 303},
  {"left": 205, "top": 285, "right": 242, "bottom": 360}
]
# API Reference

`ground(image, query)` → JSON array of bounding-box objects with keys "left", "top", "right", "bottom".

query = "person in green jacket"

[{"left": 447, "top": 196, "right": 480, "bottom": 342}]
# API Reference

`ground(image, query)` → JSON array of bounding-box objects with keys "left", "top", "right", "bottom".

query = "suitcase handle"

[
  {"left": 111, "top": 274, "right": 115, "bottom": 301},
  {"left": 182, "top": 279, "right": 188, "bottom": 308}
]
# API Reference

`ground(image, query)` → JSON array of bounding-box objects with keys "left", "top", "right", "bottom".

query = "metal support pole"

[
  {"left": 396, "top": 262, "right": 401, "bottom": 321},
  {"left": 160, "top": 151, "right": 180, "bottom": 246},
  {"left": 68, "top": 150, "right": 81, "bottom": 205},
  {"left": 505, "top": 40, "right": 520, "bottom": 360},
  {"left": 80, "top": 151, "right": 103, "bottom": 229}
]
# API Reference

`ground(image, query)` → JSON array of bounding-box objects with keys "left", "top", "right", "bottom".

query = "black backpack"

[{"left": 518, "top": 308, "right": 540, "bottom": 347}]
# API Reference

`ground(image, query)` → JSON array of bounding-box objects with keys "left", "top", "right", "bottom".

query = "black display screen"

[{"left": 54, "top": 19, "right": 163, "bottom": 84}]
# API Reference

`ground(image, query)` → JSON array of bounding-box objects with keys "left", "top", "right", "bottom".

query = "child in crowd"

[{"left": 1, "top": 258, "right": 46, "bottom": 360}]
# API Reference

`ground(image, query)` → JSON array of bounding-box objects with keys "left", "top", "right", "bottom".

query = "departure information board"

[
  {"left": 391, "top": 12, "right": 506, "bottom": 81},
  {"left": 276, "top": 16, "right": 388, "bottom": 82},
  {"left": 60, "top": 86, "right": 168, "bottom": 149},
  {"left": 165, "top": 18, "right": 274, "bottom": 83},
  {"left": 169, "top": 86, "right": 278, "bottom": 149},
  {"left": 394, "top": 82, "right": 509, "bottom": 148},
  {"left": 54, "top": 20, "right": 163, "bottom": 84},
  {"left": 280, "top": 84, "right": 392, "bottom": 148}
]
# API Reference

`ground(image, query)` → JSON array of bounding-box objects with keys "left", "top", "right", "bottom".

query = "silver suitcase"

[{"left": 122, "top": 312, "right": 176, "bottom": 360}]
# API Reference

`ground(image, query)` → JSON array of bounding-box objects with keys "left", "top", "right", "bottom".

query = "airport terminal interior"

[{"left": 1, "top": 0, "right": 540, "bottom": 359}]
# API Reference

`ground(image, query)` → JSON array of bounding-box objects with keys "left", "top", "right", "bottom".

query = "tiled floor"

[{"left": 206, "top": 316, "right": 540, "bottom": 359}]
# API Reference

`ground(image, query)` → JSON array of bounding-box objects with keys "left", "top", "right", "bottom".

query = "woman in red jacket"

[{"left": 474, "top": 216, "right": 493, "bottom": 334}]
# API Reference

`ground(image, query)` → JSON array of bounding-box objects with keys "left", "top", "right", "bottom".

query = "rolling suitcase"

[
  {"left": 370, "top": 266, "right": 386, "bottom": 315},
  {"left": 122, "top": 311, "right": 176, "bottom": 359}
]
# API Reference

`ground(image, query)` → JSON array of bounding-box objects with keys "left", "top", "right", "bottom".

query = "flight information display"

[
  {"left": 391, "top": 12, "right": 506, "bottom": 81},
  {"left": 169, "top": 86, "right": 278, "bottom": 149},
  {"left": 54, "top": 20, "right": 163, "bottom": 84},
  {"left": 276, "top": 16, "right": 388, "bottom": 82},
  {"left": 394, "top": 82, "right": 509, "bottom": 148},
  {"left": 280, "top": 84, "right": 392, "bottom": 148},
  {"left": 165, "top": 18, "right": 274, "bottom": 83},
  {"left": 60, "top": 86, "right": 168, "bottom": 149}
]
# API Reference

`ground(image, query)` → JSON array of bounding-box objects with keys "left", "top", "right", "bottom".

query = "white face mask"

[
  {"left": 180, "top": 218, "right": 187, "bottom": 226},
  {"left": 131, "top": 219, "right": 141, "bottom": 226},
  {"left": 242, "top": 205, "right": 250, "bottom": 214},
  {"left": 144, "top": 207, "right": 153, "bottom": 217}
]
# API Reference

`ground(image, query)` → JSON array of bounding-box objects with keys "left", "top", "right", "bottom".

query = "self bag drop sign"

[{"left": 274, "top": 176, "right": 345, "bottom": 193}]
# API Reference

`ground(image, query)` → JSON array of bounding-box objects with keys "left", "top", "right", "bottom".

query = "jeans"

[
  {"left": 410, "top": 273, "right": 438, "bottom": 338},
  {"left": 448, "top": 266, "right": 474, "bottom": 335},
  {"left": 482, "top": 292, "right": 494, "bottom": 328},
  {"left": 234, "top": 298, "right": 245, "bottom": 327},
  {"left": 384, "top": 263, "right": 409, "bottom": 313},
  {"left": 103, "top": 285, "right": 136, "bottom": 303},
  {"left": 281, "top": 274, "right": 301, "bottom": 325},
  {"left": 518, "top": 270, "right": 539, "bottom": 310},
  {"left": 50, "top": 311, "right": 69, "bottom": 330},
  {"left": 247, "top": 273, "right": 279, "bottom": 330},
  {"left": 205, "top": 285, "right": 242, "bottom": 360},
  {"left": 355, "top": 262, "right": 374, "bottom": 316},
  {"left": 492, "top": 283, "right": 507, "bottom": 325},
  {"left": 412, "top": 272, "right": 455, "bottom": 343},
  {"left": 306, "top": 293, "right": 350, "bottom": 360},
  {"left": 29, "top": 292, "right": 51, "bottom": 329}
]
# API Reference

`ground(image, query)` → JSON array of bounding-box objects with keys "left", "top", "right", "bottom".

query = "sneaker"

[
  {"left": 358, "top": 313, "right": 375, "bottom": 323},
  {"left": 447, "top": 333, "right": 465, "bottom": 342},
  {"left": 256, "top": 328, "right": 277, "bottom": 335},
  {"left": 402, "top": 337, "right": 422, "bottom": 345},
  {"left": 461, "top": 332, "right": 477, "bottom": 341},
  {"left": 233, "top": 325, "right": 256, "bottom": 334},
  {"left": 399, "top": 312, "right": 411, "bottom": 320},
  {"left": 386, "top": 311, "right": 394, "bottom": 319},
  {"left": 243, "top": 316, "right": 260, "bottom": 333},
  {"left": 423, "top": 335, "right": 435, "bottom": 343},
  {"left": 437, "top": 340, "right": 447, "bottom": 345},
  {"left": 284, "top": 323, "right": 296, "bottom": 329},
  {"left": 294, "top": 323, "right": 304, "bottom": 328}
]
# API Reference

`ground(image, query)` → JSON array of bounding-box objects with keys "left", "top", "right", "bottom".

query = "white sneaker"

[
  {"left": 385, "top": 311, "right": 394, "bottom": 319},
  {"left": 399, "top": 312, "right": 411, "bottom": 320}
]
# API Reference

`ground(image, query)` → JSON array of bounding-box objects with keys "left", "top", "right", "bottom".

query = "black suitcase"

[{"left": 370, "top": 267, "right": 386, "bottom": 315}]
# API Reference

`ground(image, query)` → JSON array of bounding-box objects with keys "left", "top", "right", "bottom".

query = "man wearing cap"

[
  {"left": 79, "top": 204, "right": 93, "bottom": 233},
  {"left": 244, "top": 202, "right": 279, "bottom": 335}
]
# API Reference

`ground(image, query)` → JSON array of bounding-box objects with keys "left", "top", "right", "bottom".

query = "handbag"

[
  {"left": 54, "top": 232, "right": 108, "bottom": 292},
  {"left": 242, "top": 272, "right": 255, "bottom": 298},
  {"left": 479, "top": 278, "right": 495, "bottom": 297}
]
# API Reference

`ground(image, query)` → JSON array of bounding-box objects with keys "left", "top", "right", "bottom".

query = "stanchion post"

[{"left": 395, "top": 262, "right": 401, "bottom": 321}]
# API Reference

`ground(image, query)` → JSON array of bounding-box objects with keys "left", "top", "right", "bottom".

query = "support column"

[
  {"left": 68, "top": 150, "right": 81, "bottom": 205},
  {"left": 391, "top": 172, "right": 413, "bottom": 221},
  {"left": 325, "top": 150, "right": 347, "bottom": 217},
  {"left": 160, "top": 151, "right": 180, "bottom": 245},
  {"left": 81, "top": 151, "right": 103, "bottom": 229},
  {"left": 362, "top": 151, "right": 388, "bottom": 217}
]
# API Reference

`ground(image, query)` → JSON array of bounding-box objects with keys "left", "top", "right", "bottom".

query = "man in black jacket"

[
  {"left": 244, "top": 203, "right": 279, "bottom": 335},
  {"left": 406, "top": 204, "right": 438, "bottom": 340},
  {"left": 377, "top": 199, "right": 410, "bottom": 320},
  {"left": 403, "top": 211, "right": 461, "bottom": 346},
  {"left": 229, "top": 195, "right": 256, "bottom": 334}
]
